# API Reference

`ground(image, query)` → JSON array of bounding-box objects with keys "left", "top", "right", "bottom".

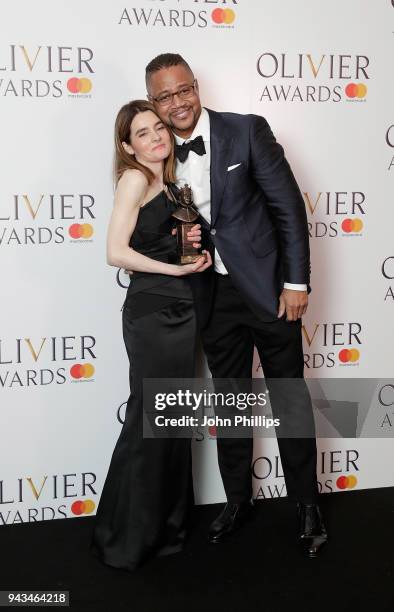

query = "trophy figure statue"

[{"left": 171, "top": 183, "right": 206, "bottom": 264}]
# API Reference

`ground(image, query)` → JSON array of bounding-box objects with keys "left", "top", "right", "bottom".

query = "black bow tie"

[{"left": 175, "top": 135, "right": 206, "bottom": 163}]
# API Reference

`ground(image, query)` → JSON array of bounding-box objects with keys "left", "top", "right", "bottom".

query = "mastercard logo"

[
  {"left": 338, "top": 348, "right": 360, "bottom": 363},
  {"left": 211, "top": 8, "right": 236, "bottom": 24},
  {"left": 70, "top": 363, "right": 95, "bottom": 379},
  {"left": 69, "top": 223, "right": 94, "bottom": 239},
  {"left": 67, "top": 77, "right": 92, "bottom": 94},
  {"left": 341, "top": 218, "right": 363, "bottom": 233},
  {"left": 208, "top": 424, "right": 217, "bottom": 438},
  {"left": 71, "top": 499, "right": 95, "bottom": 515},
  {"left": 336, "top": 475, "right": 357, "bottom": 490},
  {"left": 345, "top": 83, "right": 367, "bottom": 99}
]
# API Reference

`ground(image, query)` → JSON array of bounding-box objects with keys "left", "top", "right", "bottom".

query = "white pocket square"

[{"left": 227, "top": 163, "right": 242, "bottom": 172}]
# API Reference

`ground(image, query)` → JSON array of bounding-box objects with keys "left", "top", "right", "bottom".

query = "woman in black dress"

[{"left": 91, "top": 100, "right": 211, "bottom": 571}]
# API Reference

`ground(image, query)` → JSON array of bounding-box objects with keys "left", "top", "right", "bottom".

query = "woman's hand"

[{"left": 173, "top": 250, "right": 212, "bottom": 276}]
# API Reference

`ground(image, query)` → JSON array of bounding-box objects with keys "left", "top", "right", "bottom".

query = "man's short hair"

[{"left": 145, "top": 53, "right": 193, "bottom": 87}]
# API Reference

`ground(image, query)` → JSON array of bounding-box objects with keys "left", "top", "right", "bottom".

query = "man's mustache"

[{"left": 170, "top": 106, "right": 192, "bottom": 116}]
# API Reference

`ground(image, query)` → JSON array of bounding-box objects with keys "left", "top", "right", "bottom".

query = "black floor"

[{"left": 1, "top": 488, "right": 393, "bottom": 612}]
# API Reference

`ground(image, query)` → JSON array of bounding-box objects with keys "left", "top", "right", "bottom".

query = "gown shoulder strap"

[{"left": 165, "top": 182, "right": 180, "bottom": 204}]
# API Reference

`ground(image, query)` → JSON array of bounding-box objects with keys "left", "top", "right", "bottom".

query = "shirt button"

[{"left": 210, "top": 229, "right": 216, "bottom": 236}]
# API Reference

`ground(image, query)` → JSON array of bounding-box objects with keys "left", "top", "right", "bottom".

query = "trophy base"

[{"left": 180, "top": 252, "right": 207, "bottom": 265}]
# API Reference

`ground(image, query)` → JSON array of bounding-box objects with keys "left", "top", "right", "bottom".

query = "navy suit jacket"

[{"left": 189, "top": 108, "right": 311, "bottom": 328}]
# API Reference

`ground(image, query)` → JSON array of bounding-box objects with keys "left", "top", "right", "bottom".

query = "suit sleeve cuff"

[{"left": 284, "top": 282, "right": 307, "bottom": 291}]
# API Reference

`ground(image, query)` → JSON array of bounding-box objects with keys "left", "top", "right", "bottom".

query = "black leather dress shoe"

[
  {"left": 298, "top": 503, "right": 328, "bottom": 558},
  {"left": 208, "top": 500, "right": 254, "bottom": 544}
]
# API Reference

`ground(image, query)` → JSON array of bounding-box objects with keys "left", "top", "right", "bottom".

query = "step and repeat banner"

[{"left": 0, "top": 0, "right": 393, "bottom": 523}]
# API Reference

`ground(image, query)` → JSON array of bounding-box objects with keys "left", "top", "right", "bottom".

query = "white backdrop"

[{"left": 0, "top": 0, "right": 393, "bottom": 523}]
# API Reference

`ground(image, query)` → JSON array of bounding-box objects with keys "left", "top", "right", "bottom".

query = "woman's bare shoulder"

[
  {"left": 118, "top": 168, "right": 148, "bottom": 190},
  {"left": 116, "top": 169, "right": 149, "bottom": 205}
]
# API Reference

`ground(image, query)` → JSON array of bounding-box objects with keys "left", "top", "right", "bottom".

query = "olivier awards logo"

[
  {"left": 386, "top": 125, "right": 394, "bottom": 171},
  {"left": 301, "top": 322, "right": 362, "bottom": 369},
  {"left": 381, "top": 256, "right": 394, "bottom": 301},
  {"left": 304, "top": 190, "right": 366, "bottom": 239},
  {"left": 118, "top": 0, "right": 238, "bottom": 29},
  {"left": 252, "top": 454, "right": 286, "bottom": 499},
  {"left": 256, "top": 52, "right": 370, "bottom": 103},
  {"left": 252, "top": 448, "right": 359, "bottom": 498},
  {"left": 378, "top": 383, "right": 394, "bottom": 429},
  {"left": 117, "top": 401, "right": 127, "bottom": 424},
  {"left": 0, "top": 336, "right": 97, "bottom": 388},
  {"left": 318, "top": 449, "right": 359, "bottom": 493},
  {"left": 0, "top": 45, "right": 94, "bottom": 98},
  {"left": 0, "top": 472, "right": 97, "bottom": 524},
  {"left": 0, "top": 193, "right": 96, "bottom": 247}
]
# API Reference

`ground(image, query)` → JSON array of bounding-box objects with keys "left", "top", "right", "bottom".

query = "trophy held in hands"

[{"left": 171, "top": 183, "right": 206, "bottom": 264}]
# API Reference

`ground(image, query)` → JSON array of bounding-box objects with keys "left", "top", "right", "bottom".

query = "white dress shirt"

[{"left": 174, "top": 108, "right": 306, "bottom": 291}]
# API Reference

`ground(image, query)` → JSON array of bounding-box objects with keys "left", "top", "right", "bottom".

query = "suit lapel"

[{"left": 207, "top": 108, "right": 233, "bottom": 227}]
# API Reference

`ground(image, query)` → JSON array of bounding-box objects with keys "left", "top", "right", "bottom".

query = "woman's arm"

[{"left": 107, "top": 170, "right": 211, "bottom": 276}]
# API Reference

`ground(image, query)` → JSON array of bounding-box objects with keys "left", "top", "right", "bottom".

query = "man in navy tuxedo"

[{"left": 145, "top": 53, "right": 327, "bottom": 557}]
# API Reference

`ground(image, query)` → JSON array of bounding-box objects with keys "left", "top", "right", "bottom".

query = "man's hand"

[
  {"left": 123, "top": 224, "right": 203, "bottom": 276},
  {"left": 278, "top": 288, "right": 308, "bottom": 321},
  {"left": 172, "top": 223, "right": 202, "bottom": 249}
]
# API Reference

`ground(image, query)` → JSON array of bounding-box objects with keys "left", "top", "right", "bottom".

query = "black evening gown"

[{"left": 91, "top": 190, "right": 196, "bottom": 571}]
